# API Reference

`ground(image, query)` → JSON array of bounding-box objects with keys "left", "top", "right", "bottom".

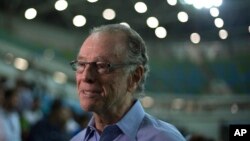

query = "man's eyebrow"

[
  {"left": 77, "top": 56, "right": 86, "bottom": 60},
  {"left": 76, "top": 56, "right": 110, "bottom": 62}
]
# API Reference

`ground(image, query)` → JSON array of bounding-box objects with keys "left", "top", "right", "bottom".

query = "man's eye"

[
  {"left": 78, "top": 62, "right": 86, "bottom": 67},
  {"left": 96, "top": 62, "right": 109, "bottom": 69}
]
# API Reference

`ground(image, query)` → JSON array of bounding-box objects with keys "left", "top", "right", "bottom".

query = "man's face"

[{"left": 76, "top": 32, "right": 132, "bottom": 113}]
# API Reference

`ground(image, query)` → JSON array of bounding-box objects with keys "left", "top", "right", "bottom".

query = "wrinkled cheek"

[{"left": 105, "top": 82, "right": 122, "bottom": 100}]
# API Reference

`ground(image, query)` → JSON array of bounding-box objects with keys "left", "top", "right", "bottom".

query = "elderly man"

[{"left": 70, "top": 24, "right": 185, "bottom": 141}]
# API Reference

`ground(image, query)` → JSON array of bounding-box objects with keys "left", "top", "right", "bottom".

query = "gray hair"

[{"left": 90, "top": 24, "right": 149, "bottom": 94}]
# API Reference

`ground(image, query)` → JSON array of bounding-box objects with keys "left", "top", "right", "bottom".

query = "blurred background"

[{"left": 0, "top": 0, "right": 250, "bottom": 141}]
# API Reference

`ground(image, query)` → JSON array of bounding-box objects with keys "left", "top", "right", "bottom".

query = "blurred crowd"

[
  {"left": 0, "top": 76, "right": 90, "bottom": 141},
  {"left": 0, "top": 75, "right": 217, "bottom": 141}
]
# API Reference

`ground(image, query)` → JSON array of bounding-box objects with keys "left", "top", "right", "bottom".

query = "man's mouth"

[{"left": 80, "top": 90, "right": 101, "bottom": 98}]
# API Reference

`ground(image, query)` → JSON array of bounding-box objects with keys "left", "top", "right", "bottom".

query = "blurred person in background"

[
  {"left": 1, "top": 88, "right": 22, "bottom": 141},
  {"left": 15, "top": 78, "right": 34, "bottom": 112},
  {"left": 28, "top": 98, "right": 71, "bottom": 141},
  {"left": 21, "top": 97, "right": 43, "bottom": 140},
  {"left": 22, "top": 97, "right": 43, "bottom": 126},
  {"left": 70, "top": 24, "right": 185, "bottom": 141},
  {"left": 0, "top": 82, "right": 7, "bottom": 141}
]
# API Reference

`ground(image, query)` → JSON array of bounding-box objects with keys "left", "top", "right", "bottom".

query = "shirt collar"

[
  {"left": 87, "top": 116, "right": 95, "bottom": 128},
  {"left": 117, "top": 100, "right": 145, "bottom": 140},
  {"left": 84, "top": 117, "right": 96, "bottom": 140}
]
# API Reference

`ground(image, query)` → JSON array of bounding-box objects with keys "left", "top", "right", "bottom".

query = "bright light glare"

[
  {"left": 190, "top": 33, "right": 201, "bottom": 44},
  {"left": 210, "top": 7, "right": 219, "bottom": 17},
  {"left": 54, "top": 0, "right": 68, "bottom": 11},
  {"left": 214, "top": 18, "right": 224, "bottom": 28},
  {"left": 167, "top": 0, "right": 177, "bottom": 6},
  {"left": 177, "top": 11, "right": 189, "bottom": 23},
  {"left": 203, "top": 0, "right": 214, "bottom": 8},
  {"left": 120, "top": 22, "right": 130, "bottom": 27},
  {"left": 193, "top": 1, "right": 203, "bottom": 9},
  {"left": 134, "top": 2, "right": 147, "bottom": 13},
  {"left": 87, "top": 0, "right": 98, "bottom": 3},
  {"left": 141, "top": 96, "right": 154, "bottom": 108},
  {"left": 24, "top": 8, "right": 37, "bottom": 20},
  {"left": 53, "top": 71, "right": 67, "bottom": 84},
  {"left": 248, "top": 26, "right": 250, "bottom": 33},
  {"left": 214, "top": 0, "right": 223, "bottom": 7},
  {"left": 184, "top": 0, "right": 193, "bottom": 5},
  {"left": 73, "top": 15, "right": 86, "bottom": 27},
  {"left": 102, "top": 8, "right": 116, "bottom": 20},
  {"left": 184, "top": 0, "right": 223, "bottom": 9},
  {"left": 155, "top": 27, "right": 167, "bottom": 39},
  {"left": 14, "top": 58, "right": 29, "bottom": 71},
  {"left": 219, "top": 29, "right": 228, "bottom": 39},
  {"left": 146, "top": 17, "right": 159, "bottom": 28},
  {"left": 172, "top": 98, "right": 185, "bottom": 110}
]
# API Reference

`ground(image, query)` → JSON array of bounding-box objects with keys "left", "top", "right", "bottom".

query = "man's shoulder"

[
  {"left": 142, "top": 114, "right": 177, "bottom": 130},
  {"left": 70, "top": 129, "right": 87, "bottom": 141},
  {"left": 137, "top": 114, "right": 186, "bottom": 141}
]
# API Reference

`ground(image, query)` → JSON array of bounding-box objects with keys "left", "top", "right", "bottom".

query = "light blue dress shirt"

[{"left": 71, "top": 100, "right": 186, "bottom": 141}]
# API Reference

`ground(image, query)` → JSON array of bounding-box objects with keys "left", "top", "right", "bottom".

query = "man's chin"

[{"left": 80, "top": 102, "right": 95, "bottom": 112}]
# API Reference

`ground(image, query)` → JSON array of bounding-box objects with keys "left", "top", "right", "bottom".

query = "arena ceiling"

[{"left": 1, "top": 0, "right": 250, "bottom": 42}]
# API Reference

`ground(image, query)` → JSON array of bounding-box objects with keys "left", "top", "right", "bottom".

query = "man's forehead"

[
  {"left": 78, "top": 35, "right": 128, "bottom": 61},
  {"left": 80, "top": 32, "right": 127, "bottom": 51}
]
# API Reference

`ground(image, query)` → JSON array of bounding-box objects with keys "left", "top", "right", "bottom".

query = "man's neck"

[{"left": 93, "top": 99, "right": 135, "bottom": 133}]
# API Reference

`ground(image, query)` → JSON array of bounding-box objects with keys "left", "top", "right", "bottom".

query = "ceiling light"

[
  {"left": 193, "top": 1, "right": 204, "bottom": 9},
  {"left": 102, "top": 8, "right": 116, "bottom": 20},
  {"left": 73, "top": 15, "right": 86, "bottom": 27},
  {"left": 167, "top": 0, "right": 177, "bottom": 6},
  {"left": 24, "top": 8, "right": 37, "bottom": 20},
  {"left": 171, "top": 98, "right": 185, "bottom": 110},
  {"left": 87, "top": 0, "right": 98, "bottom": 3},
  {"left": 183, "top": 0, "right": 223, "bottom": 9},
  {"left": 177, "top": 11, "right": 189, "bottom": 23},
  {"left": 146, "top": 17, "right": 159, "bottom": 28},
  {"left": 134, "top": 2, "right": 147, "bottom": 13},
  {"left": 214, "top": 18, "right": 224, "bottom": 28},
  {"left": 53, "top": 71, "right": 67, "bottom": 84},
  {"left": 214, "top": 0, "right": 223, "bottom": 7},
  {"left": 190, "top": 33, "right": 201, "bottom": 44},
  {"left": 54, "top": 0, "right": 68, "bottom": 11},
  {"left": 155, "top": 27, "right": 167, "bottom": 39},
  {"left": 219, "top": 29, "right": 228, "bottom": 39},
  {"left": 210, "top": 7, "right": 219, "bottom": 17},
  {"left": 141, "top": 96, "right": 154, "bottom": 108},
  {"left": 14, "top": 57, "right": 29, "bottom": 71}
]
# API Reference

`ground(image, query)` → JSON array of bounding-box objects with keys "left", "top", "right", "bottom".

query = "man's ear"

[
  {"left": 127, "top": 65, "right": 144, "bottom": 93},
  {"left": 133, "top": 65, "right": 144, "bottom": 84}
]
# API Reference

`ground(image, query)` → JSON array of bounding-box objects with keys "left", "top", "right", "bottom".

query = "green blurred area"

[{"left": 1, "top": 28, "right": 249, "bottom": 94}]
